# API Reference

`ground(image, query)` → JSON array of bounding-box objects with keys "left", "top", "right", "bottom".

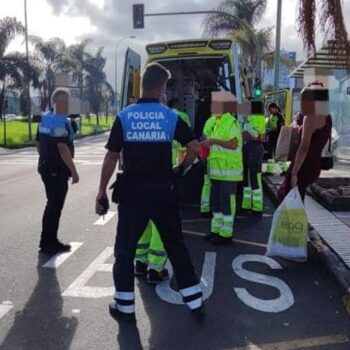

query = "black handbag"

[
  {"left": 321, "top": 136, "right": 334, "bottom": 170},
  {"left": 321, "top": 156, "right": 334, "bottom": 170}
]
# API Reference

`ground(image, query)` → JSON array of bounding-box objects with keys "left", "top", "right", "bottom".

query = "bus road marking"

[
  {"left": 93, "top": 212, "right": 116, "bottom": 226},
  {"left": 0, "top": 301, "right": 13, "bottom": 320}
]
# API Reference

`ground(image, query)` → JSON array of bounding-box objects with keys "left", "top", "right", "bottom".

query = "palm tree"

[
  {"left": 65, "top": 39, "right": 92, "bottom": 99},
  {"left": 232, "top": 27, "right": 272, "bottom": 71},
  {"left": 203, "top": 0, "right": 268, "bottom": 80},
  {"left": 101, "top": 80, "right": 114, "bottom": 120},
  {"left": 84, "top": 47, "right": 109, "bottom": 124},
  {"left": 262, "top": 52, "right": 296, "bottom": 71},
  {"left": 203, "top": 0, "right": 267, "bottom": 37},
  {"left": 0, "top": 17, "right": 38, "bottom": 119},
  {"left": 297, "top": 0, "right": 350, "bottom": 66},
  {"left": 30, "top": 36, "right": 67, "bottom": 110}
]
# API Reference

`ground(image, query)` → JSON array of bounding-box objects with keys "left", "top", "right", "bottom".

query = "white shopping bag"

[
  {"left": 266, "top": 187, "right": 308, "bottom": 262},
  {"left": 275, "top": 126, "right": 300, "bottom": 161}
]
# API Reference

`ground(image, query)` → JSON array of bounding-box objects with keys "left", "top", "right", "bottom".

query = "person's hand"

[
  {"left": 231, "top": 138, "right": 238, "bottom": 149},
  {"left": 71, "top": 170, "right": 79, "bottom": 184},
  {"left": 95, "top": 191, "right": 108, "bottom": 215},
  {"left": 290, "top": 174, "right": 298, "bottom": 188},
  {"left": 200, "top": 138, "right": 213, "bottom": 148}
]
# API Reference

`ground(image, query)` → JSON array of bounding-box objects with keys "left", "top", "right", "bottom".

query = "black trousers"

[
  {"left": 40, "top": 171, "right": 69, "bottom": 247},
  {"left": 113, "top": 182, "right": 199, "bottom": 293},
  {"left": 267, "top": 131, "right": 279, "bottom": 159},
  {"left": 243, "top": 142, "right": 264, "bottom": 190}
]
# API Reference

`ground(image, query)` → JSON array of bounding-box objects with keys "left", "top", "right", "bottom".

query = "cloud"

[{"left": 42, "top": 0, "right": 350, "bottom": 86}]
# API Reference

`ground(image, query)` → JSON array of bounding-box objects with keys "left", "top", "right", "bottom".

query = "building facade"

[{"left": 263, "top": 50, "right": 297, "bottom": 89}]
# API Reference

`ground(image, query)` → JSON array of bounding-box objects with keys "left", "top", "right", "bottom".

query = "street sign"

[{"left": 133, "top": 4, "right": 144, "bottom": 29}]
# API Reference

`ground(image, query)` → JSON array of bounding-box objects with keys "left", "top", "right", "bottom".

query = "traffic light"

[
  {"left": 253, "top": 77, "right": 263, "bottom": 98},
  {"left": 133, "top": 4, "right": 144, "bottom": 29}
]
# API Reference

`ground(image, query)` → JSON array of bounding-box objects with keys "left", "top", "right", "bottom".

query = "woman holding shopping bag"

[{"left": 278, "top": 82, "right": 332, "bottom": 202}]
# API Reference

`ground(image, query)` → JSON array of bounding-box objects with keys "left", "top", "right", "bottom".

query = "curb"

[
  {"left": 0, "top": 129, "right": 111, "bottom": 150},
  {"left": 263, "top": 175, "right": 350, "bottom": 315}
]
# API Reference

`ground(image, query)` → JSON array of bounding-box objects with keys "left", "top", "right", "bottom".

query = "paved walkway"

[{"left": 263, "top": 163, "right": 350, "bottom": 271}]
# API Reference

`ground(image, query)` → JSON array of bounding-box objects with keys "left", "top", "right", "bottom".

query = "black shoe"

[
  {"left": 134, "top": 261, "right": 148, "bottom": 276},
  {"left": 191, "top": 305, "right": 205, "bottom": 320},
  {"left": 109, "top": 301, "right": 136, "bottom": 323},
  {"left": 39, "top": 241, "right": 71, "bottom": 254},
  {"left": 212, "top": 236, "right": 232, "bottom": 246},
  {"left": 200, "top": 212, "right": 212, "bottom": 219},
  {"left": 147, "top": 269, "right": 169, "bottom": 284},
  {"left": 204, "top": 232, "right": 217, "bottom": 242}
]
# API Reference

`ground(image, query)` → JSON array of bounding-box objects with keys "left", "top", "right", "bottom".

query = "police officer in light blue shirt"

[
  {"left": 95, "top": 63, "right": 204, "bottom": 322},
  {"left": 36, "top": 88, "right": 79, "bottom": 254}
]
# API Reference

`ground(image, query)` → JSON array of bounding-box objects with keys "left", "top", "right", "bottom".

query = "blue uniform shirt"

[
  {"left": 37, "top": 113, "right": 75, "bottom": 176},
  {"left": 106, "top": 98, "right": 195, "bottom": 178}
]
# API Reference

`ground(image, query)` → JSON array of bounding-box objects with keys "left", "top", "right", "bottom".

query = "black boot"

[
  {"left": 109, "top": 301, "right": 136, "bottom": 323},
  {"left": 212, "top": 236, "right": 232, "bottom": 246},
  {"left": 147, "top": 269, "right": 169, "bottom": 284}
]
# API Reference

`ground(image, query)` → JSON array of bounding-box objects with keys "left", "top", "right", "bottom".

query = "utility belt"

[
  {"left": 38, "top": 159, "right": 70, "bottom": 178},
  {"left": 110, "top": 172, "right": 173, "bottom": 204}
]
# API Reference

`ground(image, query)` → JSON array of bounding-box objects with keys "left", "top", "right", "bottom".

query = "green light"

[{"left": 254, "top": 88, "right": 262, "bottom": 97}]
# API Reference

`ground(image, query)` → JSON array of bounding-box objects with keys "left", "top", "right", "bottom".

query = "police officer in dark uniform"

[
  {"left": 266, "top": 102, "right": 285, "bottom": 159},
  {"left": 96, "top": 63, "right": 203, "bottom": 322},
  {"left": 37, "top": 88, "right": 79, "bottom": 254}
]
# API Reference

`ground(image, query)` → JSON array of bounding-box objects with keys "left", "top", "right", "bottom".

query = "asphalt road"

[{"left": 0, "top": 133, "right": 350, "bottom": 350}]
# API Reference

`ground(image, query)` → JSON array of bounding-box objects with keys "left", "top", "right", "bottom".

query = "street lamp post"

[
  {"left": 114, "top": 36, "right": 135, "bottom": 115},
  {"left": 273, "top": 0, "right": 283, "bottom": 89},
  {"left": 24, "top": 0, "right": 32, "bottom": 140}
]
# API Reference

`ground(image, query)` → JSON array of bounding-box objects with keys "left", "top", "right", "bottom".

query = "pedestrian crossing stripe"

[{"left": 42, "top": 242, "right": 84, "bottom": 268}]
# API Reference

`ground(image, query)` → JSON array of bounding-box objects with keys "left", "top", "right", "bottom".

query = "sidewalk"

[{"left": 263, "top": 164, "right": 350, "bottom": 313}]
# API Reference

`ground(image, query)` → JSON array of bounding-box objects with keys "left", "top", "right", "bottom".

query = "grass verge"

[{"left": 0, "top": 115, "right": 115, "bottom": 148}]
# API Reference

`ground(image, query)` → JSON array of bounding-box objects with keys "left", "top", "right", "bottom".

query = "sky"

[{"left": 2, "top": 0, "right": 350, "bottom": 90}]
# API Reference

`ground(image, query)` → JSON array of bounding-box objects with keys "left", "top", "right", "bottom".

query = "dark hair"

[
  {"left": 141, "top": 63, "right": 171, "bottom": 91},
  {"left": 268, "top": 102, "right": 278, "bottom": 109},
  {"left": 301, "top": 82, "right": 329, "bottom": 101},
  {"left": 167, "top": 98, "right": 178, "bottom": 109}
]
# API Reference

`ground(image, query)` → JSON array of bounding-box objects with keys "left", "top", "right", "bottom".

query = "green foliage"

[
  {"left": 0, "top": 116, "right": 115, "bottom": 147},
  {"left": 30, "top": 36, "right": 67, "bottom": 110},
  {"left": 1, "top": 15, "right": 114, "bottom": 126},
  {"left": 203, "top": 0, "right": 267, "bottom": 36},
  {"left": 0, "top": 17, "right": 39, "bottom": 118}
]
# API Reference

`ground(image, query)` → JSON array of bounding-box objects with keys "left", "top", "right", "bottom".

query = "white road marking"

[
  {"left": 62, "top": 247, "right": 114, "bottom": 298},
  {"left": 155, "top": 252, "right": 216, "bottom": 304},
  {"left": 93, "top": 211, "right": 116, "bottom": 226},
  {"left": 42, "top": 242, "right": 84, "bottom": 268},
  {"left": 0, "top": 301, "right": 14, "bottom": 320},
  {"left": 247, "top": 344, "right": 262, "bottom": 350},
  {"left": 232, "top": 254, "right": 294, "bottom": 313}
]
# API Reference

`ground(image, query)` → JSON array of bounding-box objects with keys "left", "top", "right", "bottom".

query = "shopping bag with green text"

[{"left": 266, "top": 187, "right": 308, "bottom": 261}]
